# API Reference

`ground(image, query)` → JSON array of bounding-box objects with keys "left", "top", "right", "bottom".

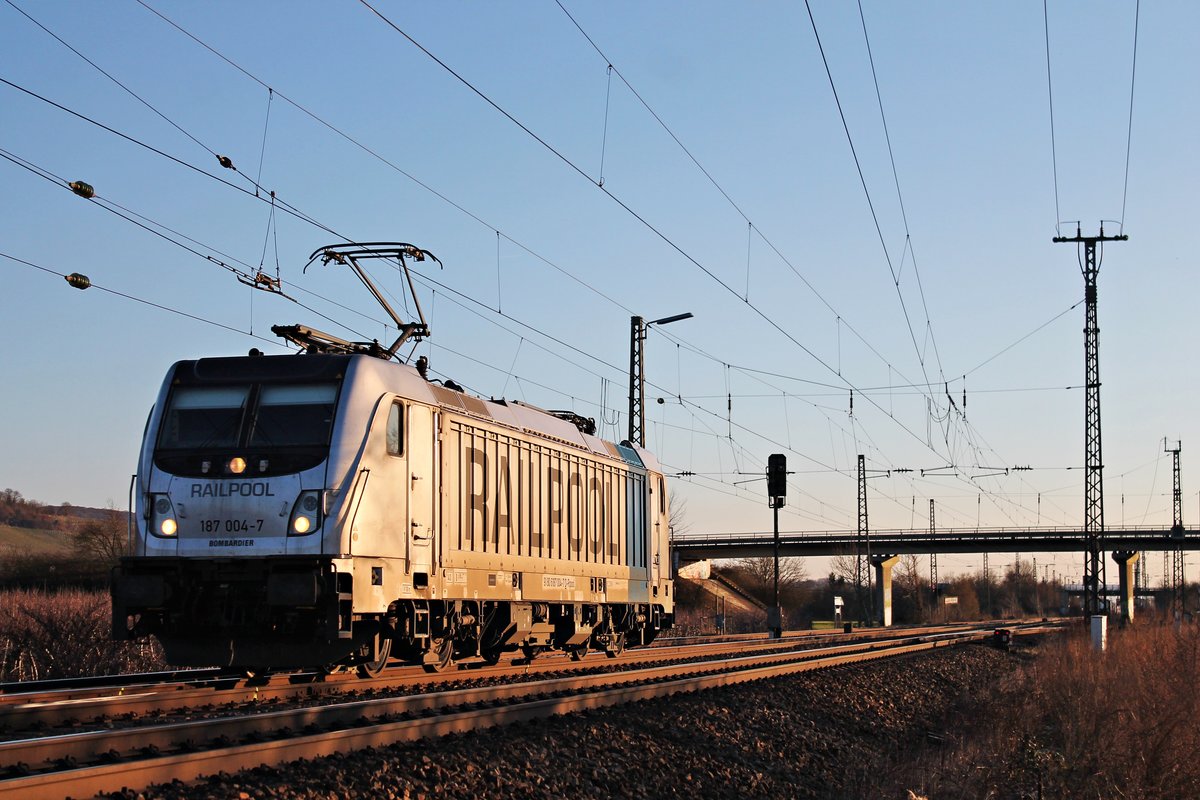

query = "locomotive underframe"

[{"left": 113, "top": 555, "right": 670, "bottom": 671}]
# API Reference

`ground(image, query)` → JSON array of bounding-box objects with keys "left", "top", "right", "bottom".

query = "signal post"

[{"left": 767, "top": 454, "right": 787, "bottom": 639}]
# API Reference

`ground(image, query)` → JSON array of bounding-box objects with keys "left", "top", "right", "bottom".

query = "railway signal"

[{"left": 767, "top": 453, "right": 786, "bottom": 639}]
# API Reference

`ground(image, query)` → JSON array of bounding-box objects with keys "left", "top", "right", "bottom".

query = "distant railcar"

[{"left": 113, "top": 351, "right": 674, "bottom": 675}]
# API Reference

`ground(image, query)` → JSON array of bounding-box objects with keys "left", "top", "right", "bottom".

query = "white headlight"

[{"left": 150, "top": 493, "right": 179, "bottom": 538}]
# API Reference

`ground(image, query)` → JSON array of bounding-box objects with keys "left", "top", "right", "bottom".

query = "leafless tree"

[
  {"left": 736, "top": 556, "right": 807, "bottom": 593},
  {"left": 830, "top": 553, "right": 858, "bottom": 583},
  {"left": 72, "top": 508, "right": 130, "bottom": 565},
  {"left": 668, "top": 496, "right": 690, "bottom": 537},
  {"left": 895, "top": 554, "right": 925, "bottom": 621}
]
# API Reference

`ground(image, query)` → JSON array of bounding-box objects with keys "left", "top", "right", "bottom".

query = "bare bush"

[
  {"left": 891, "top": 621, "right": 1200, "bottom": 799},
  {"left": 71, "top": 507, "right": 132, "bottom": 565},
  {"left": 0, "top": 588, "right": 164, "bottom": 681}
]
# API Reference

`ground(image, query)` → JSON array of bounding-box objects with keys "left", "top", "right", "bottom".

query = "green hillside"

[{"left": 0, "top": 524, "right": 74, "bottom": 556}]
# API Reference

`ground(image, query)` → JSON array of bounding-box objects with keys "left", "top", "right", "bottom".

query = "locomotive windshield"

[
  {"left": 159, "top": 386, "right": 249, "bottom": 449},
  {"left": 158, "top": 382, "right": 338, "bottom": 451},
  {"left": 248, "top": 384, "right": 338, "bottom": 447}
]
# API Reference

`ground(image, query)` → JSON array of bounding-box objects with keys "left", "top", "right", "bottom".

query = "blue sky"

[{"left": 1, "top": 1, "right": 1195, "bottom": 583}]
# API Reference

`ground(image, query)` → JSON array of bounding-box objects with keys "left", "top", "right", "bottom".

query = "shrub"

[
  {"left": 894, "top": 618, "right": 1200, "bottom": 799},
  {"left": 0, "top": 588, "right": 165, "bottom": 681}
]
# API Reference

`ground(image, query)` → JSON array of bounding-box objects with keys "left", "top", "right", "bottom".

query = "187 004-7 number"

[{"left": 200, "top": 519, "right": 264, "bottom": 533}]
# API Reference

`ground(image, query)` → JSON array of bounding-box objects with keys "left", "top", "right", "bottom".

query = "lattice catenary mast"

[
  {"left": 929, "top": 499, "right": 938, "bottom": 613},
  {"left": 1053, "top": 224, "right": 1127, "bottom": 618},
  {"left": 1166, "top": 439, "right": 1184, "bottom": 617},
  {"left": 855, "top": 454, "right": 871, "bottom": 624}
]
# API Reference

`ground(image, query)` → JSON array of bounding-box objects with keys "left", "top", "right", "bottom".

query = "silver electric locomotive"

[{"left": 112, "top": 243, "right": 674, "bottom": 675}]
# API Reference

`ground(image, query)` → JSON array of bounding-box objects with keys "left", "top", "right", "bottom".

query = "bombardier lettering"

[
  {"left": 209, "top": 539, "right": 255, "bottom": 547},
  {"left": 190, "top": 482, "right": 275, "bottom": 498}
]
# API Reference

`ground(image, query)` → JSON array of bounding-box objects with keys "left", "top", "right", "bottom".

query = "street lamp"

[{"left": 627, "top": 312, "right": 693, "bottom": 447}]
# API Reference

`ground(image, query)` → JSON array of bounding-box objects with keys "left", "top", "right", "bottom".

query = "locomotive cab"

[{"left": 113, "top": 353, "right": 370, "bottom": 669}]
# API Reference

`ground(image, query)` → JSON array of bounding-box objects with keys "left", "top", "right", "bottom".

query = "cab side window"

[{"left": 386, "top": 402, "right": 404, "bottom": 456}]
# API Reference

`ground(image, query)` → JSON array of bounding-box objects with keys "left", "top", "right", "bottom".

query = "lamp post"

[{"left": 628, "top": 312, "right": 693, "bottom": 447}]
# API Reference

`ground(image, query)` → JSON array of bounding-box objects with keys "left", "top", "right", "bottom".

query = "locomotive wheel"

[
  {"left": 569, "top": 644, "right": 590, "bottom": 661},
  {"left": 481, "top": 646, "right": 503, "bottom": 666},
  {"left": 356, "top": 636, "right": 393, "bottom": 678},
  {"left": 423, "top": 636, "right": 455, "bottom": 673},
  {"left": 605, "top": 632, "right": 626, "bottom": 659},
  {"left": 521, "top": 643, "right": 542, "bottom": 664}
]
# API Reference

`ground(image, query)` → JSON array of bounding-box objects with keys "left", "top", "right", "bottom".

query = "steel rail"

[
  {"left": 0, "top": 624, "right": 985, "bottom": 730},
  {"left": 0, "top": 619, "right": 994, "bottom": 711},
  {"left": 0, "top": 623, "right": 1059, "bottom": 799},
  {"left": 0, "top": 668, "right": 225, "bottom": 698}
]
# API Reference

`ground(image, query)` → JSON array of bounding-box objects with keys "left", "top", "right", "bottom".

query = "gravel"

[{"left": 101, "top": 643, "right": 1021, "bottom": 800}]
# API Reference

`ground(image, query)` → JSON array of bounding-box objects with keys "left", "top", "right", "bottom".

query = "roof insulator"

[
  {"left": 65, "top": 272, "right": 91, "bottom": 290},
  {"left": 69, "top": 180, "right": 95, "bottom": 199}
]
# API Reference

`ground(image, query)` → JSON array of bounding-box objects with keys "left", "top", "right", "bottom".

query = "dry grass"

[
  {"left": 0, "top": 588, "right": 164, "bottom": 681},
  {"left": 893, "top": 620, "right": 1200, "bottom": 799},
  {"left": 0, "top": 526, "right": 73, "bottom": 556}
]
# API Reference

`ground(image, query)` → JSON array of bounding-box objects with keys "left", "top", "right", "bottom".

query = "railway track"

[
  {"left": 0, "top": 622, "right": 1009, "bottom": 736},
  {"left": 0, "top": 621, "right": 1061, "bottom": 799}
]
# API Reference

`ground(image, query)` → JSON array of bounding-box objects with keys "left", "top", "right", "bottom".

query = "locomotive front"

[{"left": 112, "top": 352, "right": 360, "bottom": 669}]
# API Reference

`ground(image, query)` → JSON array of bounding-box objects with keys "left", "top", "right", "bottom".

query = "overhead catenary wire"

[
  {"left": 1, "top": 72, "right": 642, "bottom": 390},
  {"left": 0, "top": 146, "right": 386, "bottom": 343},
  {"left": 802, "top": 1, "right": 936, "bottom": 405},
  {"left": 0, "top": 77, "right": 337, "bottom": 240},
  {"left": 0, "top": 250, "right": 281, "bottom": 345},
  {"left": 5, "top": 132, "right": 865, "bottom": 519},
  {"left": 352, "top": 0, "right": 971, "bottom": 470},
  {"left": 856, "top": 0, "right": 946, "bottom": 384},
  {"left": 1119, "top": 0, "right": 1140, "bottom": 234},
  {"left": 3, "top": 0, "right": 221, "bottom": 162},
  {"left": 1043, "top": 0, "right": 1062, "bottom": 233},
  {"left": 4, "top": 93, "right": 852, "bottom": 503},
  {"left": 121, "top": 0, "right": 975, "bottom": 499},
  {"left": 2, "top": 215, "right": 855, "bottom": 525},
  {"left": 557, "top": 0, "right": 955, "bottom": 430},
  {"left": 128, "top": 0, "right": 639, "bottom": 323},
  {"left": 7, "top": 7, "right": 1104, "bottom": 537}
]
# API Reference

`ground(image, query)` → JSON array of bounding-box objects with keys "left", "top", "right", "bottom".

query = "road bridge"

[
  {"left": 671, "top": 525, "right": 1196, "bottom": 560},
  {"left": 672, "top": 526, "right": 1197, "bottom": 627}
]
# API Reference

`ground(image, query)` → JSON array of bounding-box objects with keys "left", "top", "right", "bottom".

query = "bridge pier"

[
  {"left": 872, "top": 554, "right": 900, "bottom": 627},
  {"left": 1112, "top": 551, "right": 1140, "bottom": 625}
]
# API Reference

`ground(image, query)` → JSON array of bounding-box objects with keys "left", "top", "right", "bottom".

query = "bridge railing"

[{"left": 671, "top": 525, "right": 1187, "bottom": 546}]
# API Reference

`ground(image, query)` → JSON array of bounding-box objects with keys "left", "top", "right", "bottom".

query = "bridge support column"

[
  {"left": 1112, "top": 551, "right": 1139, "bottom": 625},
  {"left": 872, "top": 554, "right": 900, "bottom": 627}
]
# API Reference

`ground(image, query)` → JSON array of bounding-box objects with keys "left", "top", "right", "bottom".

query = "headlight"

[
  {"left": 149, "top": 493, "right": 178, "bottom": 538},
  {"left": 289, "top": 490, "right": 322, "bottom": 536}
]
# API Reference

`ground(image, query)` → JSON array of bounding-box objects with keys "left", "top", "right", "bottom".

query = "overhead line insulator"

[{"left": 68, "top": 180, "right": 94, "bottom": 199}]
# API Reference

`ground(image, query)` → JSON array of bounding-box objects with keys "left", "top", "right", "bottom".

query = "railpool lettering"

[
  {"left": 190, "top": 482, "right": 276, "bottom": 498},
  {"left": 453, "top": 429, "right": 650, "bottom": 568}
]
